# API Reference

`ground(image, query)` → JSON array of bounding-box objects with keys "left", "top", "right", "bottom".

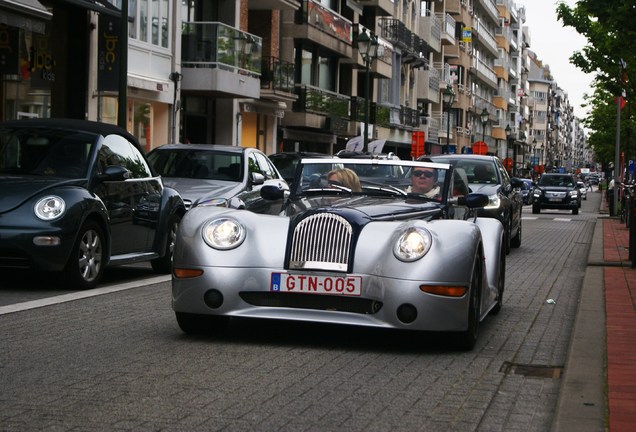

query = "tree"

[{"left": 557, "top": 0, "right": 636, "bottom": 167}]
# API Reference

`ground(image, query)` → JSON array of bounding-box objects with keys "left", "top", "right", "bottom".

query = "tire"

[
  {"left": 151, "top": 213, "right": 182, "bottom": 274},
  {"left": 64, "top": 220, "right": 105, "bottom": 290},
  {"left": 490, "top": 246, "right": 506, "bottom": 315},
  {"left": 511, "top": 212, "right": 522, "bottom": 249},
  {"left": 176, "top": 312, "right": 229, "bottom": 335},
  {"left": 532, "top": 205, "right": 540, "bottom": 214},
  {"left": 454, "top": 257, "right": 481, "bottom": 350},
  {"left": 572, "top": 207, "right": 579, "bottom": 215}
]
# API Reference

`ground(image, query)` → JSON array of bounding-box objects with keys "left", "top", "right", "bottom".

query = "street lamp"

[
  {"left": 480, "top": 108, "right": 489, "bottom": 143},
  {"left": 356, "top": 29, "right": 380, "bottom": 150},
  {"left": 505, "top": 124, "right": 511, "bottom": 171},
  {"left": 442, "top": 84, "right": 455, "bottom": 154}
]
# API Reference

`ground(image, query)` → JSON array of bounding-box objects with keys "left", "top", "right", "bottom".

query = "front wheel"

[
  {"left": 151, "top": 213, "right": 182, "bottom": 273},
  {"left": 572, "top": 207, "right": 579, "bottom": 215},
  {"left": 453, "top": 257, "right": 481, "bottom": 350},
  {"left": 532, "top": 205, "right": 540, "bottom": 214},
  {"left": 490, "top": 246, "right": 506, "bottom": 315},
  {"left": 511, "top": 212, "right": 522, "bottom": 249},
  {"left": 64, "top": 220, "right": 105, "bottom": 290}
]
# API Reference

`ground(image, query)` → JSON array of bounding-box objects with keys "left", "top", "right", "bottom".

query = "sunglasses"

[{"left": 412, "top": 170, "right": 435, "bottom": 178}]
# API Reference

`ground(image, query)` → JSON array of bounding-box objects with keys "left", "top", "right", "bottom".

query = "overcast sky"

[{"left": 515, "top": 0, "right": 595, "bottom": 120}]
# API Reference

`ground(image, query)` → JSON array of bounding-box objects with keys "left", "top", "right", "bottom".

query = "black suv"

[{"left": 532, "top": 173, "right": 579, "bottom": 215}]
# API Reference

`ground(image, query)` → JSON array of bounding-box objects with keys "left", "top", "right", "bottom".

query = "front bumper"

[{"left": 172, "top": 266, "right": 472, "bottom": 332}]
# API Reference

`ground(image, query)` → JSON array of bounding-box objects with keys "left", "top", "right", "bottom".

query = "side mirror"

[
  {"left": 99, "top": 165, "right": 130, "bottom": 181},
  {"left": 260, "top": 179, "right": 290, "bottom": 200},
  {"left": 250, "top": 172, "right": 265, "bottom": 186},
  {"left": 510, "top": 177, "right": 524, "bottom": 189},
  {"left": 463, "top": 193, "right": 490, "bottom": 209}
]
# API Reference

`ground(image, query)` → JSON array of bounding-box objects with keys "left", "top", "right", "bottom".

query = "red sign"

[
  {"left": 411, "top": 131, "right": 425, "bottom": 159},
  {"left": 503, "top": 158, "right": 513, "bottom": 171},
  {"left": 472, "top": 141, "right": 488, "bottom": 155}
]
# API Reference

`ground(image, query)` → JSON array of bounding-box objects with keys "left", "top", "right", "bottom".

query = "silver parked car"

[
  {"left": 171, "top": 158, "right": 506, "bottom": 350},
  {"left": 147, "top": 144, "right": 287, "bottom": 214}
]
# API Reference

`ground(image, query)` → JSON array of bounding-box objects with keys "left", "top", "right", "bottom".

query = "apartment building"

[{"left": 0, "top": 0, "right": 587, "bottom": 170}]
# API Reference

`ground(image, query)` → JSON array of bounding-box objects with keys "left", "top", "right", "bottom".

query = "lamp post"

[
  {"left": 532, "top": 138, "right": 537, "bottom": 179},
  {"left": 505, "top": 124, "right": 511, "bottom": 172},
  {"left": 480, "top": 108, "right": 489, "bottom": 144},
  {"left": 356, "top": 29, "right": 380, "bottom": 150},
  {"left": 442, "top": 84, "right": 455, "bottom": 154}
]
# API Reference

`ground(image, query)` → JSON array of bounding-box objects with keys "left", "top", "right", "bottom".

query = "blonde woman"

[{"left": 327, "top": 168, "right": 362, "bottom": 192}]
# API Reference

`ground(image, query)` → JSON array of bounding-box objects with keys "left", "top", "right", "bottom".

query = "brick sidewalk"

[{"left": 602, "top": 218, "right": 636, "bottom": 431}]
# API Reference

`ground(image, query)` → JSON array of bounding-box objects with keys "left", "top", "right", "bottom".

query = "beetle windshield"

[{"left": 0, "top": 126, "right": 97, "bottom": 178}]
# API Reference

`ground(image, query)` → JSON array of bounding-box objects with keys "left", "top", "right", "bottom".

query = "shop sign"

[{"left": 98, "top": 13, "right": 120, "bottom": 92}]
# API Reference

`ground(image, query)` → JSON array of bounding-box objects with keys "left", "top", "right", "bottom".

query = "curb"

[{"left": 551, "top": 209, "right": 607, "bottom": 431}]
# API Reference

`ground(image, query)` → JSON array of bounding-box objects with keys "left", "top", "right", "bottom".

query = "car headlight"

[
  {"left": 202, "top": 217, "right": 246, "bottom": 250},
  {"left": 484, "top": 194, "right": 500, "bottom": 210},
  {"left": 34, "top": 195, "right": 66, "bottom": 221},
  {"left": 197, "top": 198, "right": 229, "bottom": 207},
  {"left": 570, "top": 190, "right": 578, "bottom": 198},
  {"left": 393, "top": 227, "right": 432, "bottom": 262}
]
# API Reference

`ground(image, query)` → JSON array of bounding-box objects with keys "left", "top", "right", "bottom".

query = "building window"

[{"left": 111, "top": 0, "right": 170, "bottom": 49}]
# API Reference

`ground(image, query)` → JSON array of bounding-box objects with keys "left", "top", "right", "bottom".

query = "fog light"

[
  {"left": 204, "top": 289, "right": 224, "bottom": 309},
  {"left": 396, "top": 303, "right": 417, "bottom": 324}
]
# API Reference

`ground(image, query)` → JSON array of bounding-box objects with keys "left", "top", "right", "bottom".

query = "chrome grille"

[{"left": 289, "top": 213, "right": 353, "bottom": 271}]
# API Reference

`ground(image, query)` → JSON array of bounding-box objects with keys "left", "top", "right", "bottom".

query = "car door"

[{"left": 96, "top": 135, "right": 161, "bottom": 255}]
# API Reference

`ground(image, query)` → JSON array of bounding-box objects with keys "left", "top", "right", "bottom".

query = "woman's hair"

[{"left": 327, "top": 168, "right": 362, "bottom": 192}]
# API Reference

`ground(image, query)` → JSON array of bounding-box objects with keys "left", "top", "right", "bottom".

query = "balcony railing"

[
  {"left": 260, "top": 56, "right": 295, "bottom": 93},
  {"left": 181, "top": 22, "right": 262, "bottom": 76},
  {"left": 299, "top": 0, "right": 352, "bottom": 44},
  {"left": 294, "top": 84, "right": 350, "bottom": 118}
]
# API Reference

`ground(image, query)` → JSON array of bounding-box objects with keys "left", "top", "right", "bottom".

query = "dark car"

[
  {"left": 429, "top": 154, "right": 524, "bottom": 253},
  {"left": 0, "top": 118, "right": 186, "bottom": 289},
  {"left": 147, "top": 144, "right": 287, "bottom": 214},
  {"left": 268, "top": 151, "right": 332, "bottom": 186},
  {"left": 533, "top": 173, "right": 580, "bottom": 215},
  {"left": 521, "top": 179, "right": 535, "bottom": 205}
]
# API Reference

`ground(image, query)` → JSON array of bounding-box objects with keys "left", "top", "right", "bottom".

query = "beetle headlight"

[
  {"left": 202, "top": 218, "right": 245, "bottom": 250},
  {"left": 34, "top": 196, "right": 66, "bottom": 221},
  {"left": 393, "top": 227, "right": 432, "bottom": 262},
  {"left": 484, "top": 194, "right": 500, "bottom": 210}
]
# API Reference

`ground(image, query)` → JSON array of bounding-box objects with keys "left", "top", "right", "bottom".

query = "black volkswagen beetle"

[{"left": 0, "top": 118, "right": 186, "bottom": 289}]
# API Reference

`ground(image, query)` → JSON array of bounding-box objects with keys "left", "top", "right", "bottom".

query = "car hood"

[
  {"left": 162, "top": 177, "right": 243, "bottom": 203},
  {"left": 0, "top": 175, "right": 84, "bottom": 213},
  {"left": 286, "top": 195, "right": 442, "bottom": 220},
  {"left": 468, "top": 184, "right": 499, "bottom": 195}
]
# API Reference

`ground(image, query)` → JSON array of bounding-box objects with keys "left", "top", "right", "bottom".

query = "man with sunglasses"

[{"left": 407, "top": 167, "right": 440, "bottom": 199}]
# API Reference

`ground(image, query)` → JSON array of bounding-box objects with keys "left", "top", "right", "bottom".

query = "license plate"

[
  {"left": 549, "top": 198, "right": 562, "bottom": 202},
  {"left": 271, "top": 273, "right": 362, "bottom": 296}
]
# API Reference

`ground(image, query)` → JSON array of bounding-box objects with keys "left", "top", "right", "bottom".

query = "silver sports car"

[{"left": 172, "top": 158, "right": 506, "bottom": 350}]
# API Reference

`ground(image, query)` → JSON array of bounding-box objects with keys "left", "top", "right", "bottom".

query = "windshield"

[
  {"left": 539, "top": 175, "right": 574, "bottom": 187},
  {"left": 0, "top": 126, "right": 96, "bottom": 178},
  {"left": 294, "top": 158, "right": 453, "bottom": 202},
  {"left": 148, "top": 149, "right": 243, "bottom": 181}
]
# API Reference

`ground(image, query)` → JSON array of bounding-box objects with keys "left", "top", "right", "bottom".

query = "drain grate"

[{"left": 500, "top": 361, "right": 563, "bottom": 379}]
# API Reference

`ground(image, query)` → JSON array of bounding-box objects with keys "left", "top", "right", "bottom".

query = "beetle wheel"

[
  {"left": 491, "top": 246, "right": 506, "bottom": 315},
  {"left": 151, "top": 213, "right": 182, "bottom": 274},
  {"left": 64, "top": 220, "right": 104, "bottom": 290}
]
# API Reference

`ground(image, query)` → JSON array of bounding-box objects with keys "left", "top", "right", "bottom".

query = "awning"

[
  {"left": 0, "top": 0, "right": 51, "bottom": 33},
  {"left": 59, "top": 0, "right": 120, "bottom": 17}
]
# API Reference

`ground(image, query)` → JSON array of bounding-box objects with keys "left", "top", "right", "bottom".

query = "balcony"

[
  {"left": 290, "top": 0, "right": 353, "bottom": 58},
  {"left": 419, "top": 13, "right": 440, "bottom": 55},
  {"left": 416, "top": 67, "right": 439, "bottom": 103},
  {"left": 476, "top": 0, "right": 499, "bottom": 23},
  {"left": 470, "top": 57, "right": 497, "bottom": 89},
  {"left": 473, "top": 19, "right": 498, "bottom": 56},
  {"left": 420, "top": 115, "right": 439, "bottom": 142},
  {"left": 355, "top": 0, "right": 394, "bottom": 16},
  {"left": 435, "top": 13, "right": 456, "bottom": 46},
  {"left": 283, "top": 84, "right": 355, "bottom": 133},
  {"left": 181, "top": 22, "right": 262, "bottom": 98},
  {"left": 260, "top": 56, "right": 297, "bottom": 104}
]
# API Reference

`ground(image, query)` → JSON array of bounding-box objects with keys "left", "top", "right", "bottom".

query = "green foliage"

[{"left": 557, "top": 0, "right": 636, "bottom": 166}]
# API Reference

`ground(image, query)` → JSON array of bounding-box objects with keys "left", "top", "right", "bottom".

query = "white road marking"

[{"left": 0, "top": 275, "right": 171, "bottom": 316}]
